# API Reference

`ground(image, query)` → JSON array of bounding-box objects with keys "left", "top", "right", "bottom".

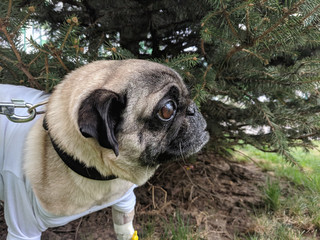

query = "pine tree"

[
  {"left": 198, "top": 0, "right": 320, "bottom": 165},
  {"left": 1, "top": 0, "right": 320, "bottom": 166},
  {"left": 0, "top": 1, "right": 86, "bottom": 91}
]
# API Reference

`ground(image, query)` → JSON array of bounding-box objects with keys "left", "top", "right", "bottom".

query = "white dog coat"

[{"left": 0, "top": 84, "right": 136, "bottom": 240}]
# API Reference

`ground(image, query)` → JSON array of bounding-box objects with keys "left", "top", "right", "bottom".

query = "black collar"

[{"left": 43, "top": 118, "right": 117, "bottom": 181}]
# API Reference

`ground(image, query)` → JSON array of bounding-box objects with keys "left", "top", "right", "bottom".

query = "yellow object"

[{"left": 132, "top": 230, "right": 139, "bottom": 240}]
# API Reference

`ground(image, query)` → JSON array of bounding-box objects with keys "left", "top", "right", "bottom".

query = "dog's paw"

[{"left": 114, "top": 222, "right": 134, "bottom": 240}]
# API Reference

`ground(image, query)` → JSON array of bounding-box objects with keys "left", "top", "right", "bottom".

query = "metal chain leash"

[{"left": 0, "top": 99, "right": 48, "bottom": 123}]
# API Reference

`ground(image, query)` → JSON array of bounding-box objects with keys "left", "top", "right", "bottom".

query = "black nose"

[{"left": 187, "top": 103, "right": 196, "bottom": 116}]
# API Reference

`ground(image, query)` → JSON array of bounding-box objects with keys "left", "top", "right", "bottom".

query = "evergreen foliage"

[
  {"left": 1, "top": 0, "right": 320, "bottom": 166},
  {"left": 199, "top": 0, "right": 320, "bottom": 164}
]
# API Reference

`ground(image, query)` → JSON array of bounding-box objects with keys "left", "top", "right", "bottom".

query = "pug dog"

[{"left": 0, "top": 59, "right": 209, "bottom": 240}]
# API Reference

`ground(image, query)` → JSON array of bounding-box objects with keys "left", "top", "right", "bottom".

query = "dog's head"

[{"left": 47, "top": 60, "right": 209, "bottom": 185}]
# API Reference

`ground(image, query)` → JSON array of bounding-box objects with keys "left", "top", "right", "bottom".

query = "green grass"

[
  {"left": 234, "top": 142, "right": 320, "bottom": 239},
  {"left": 264, "top": 178, "right": 281, "bottom": 212},
  {"left": 235, "top": 142, "right": 320, "bottom": 190},
  {"left": 162, "top": 212, "right": 194, "bottom": 240},
  {"left": 138, "top": 212, "right": 200, "bottom": 240}
]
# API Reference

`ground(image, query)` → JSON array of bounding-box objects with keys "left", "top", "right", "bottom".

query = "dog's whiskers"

[
  {"left": 145, "top": 165, "right": 150, "bottom": 179},
  {"left": 179, "top": 142, "right": 187, "bottom": 165}
]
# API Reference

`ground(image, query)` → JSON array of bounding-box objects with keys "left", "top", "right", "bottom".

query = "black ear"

[{"left": 78, "top": 89, "right": 126, "bottom": 156}]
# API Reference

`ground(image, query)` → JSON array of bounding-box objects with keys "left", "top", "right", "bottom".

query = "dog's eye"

[{"left": 158, "top": 100, "right": 176, "bottom": 121}]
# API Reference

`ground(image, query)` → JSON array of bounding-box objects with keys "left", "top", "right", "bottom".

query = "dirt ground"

[{"left": 0, "top": 153, "right": 267, "bottom": 239}]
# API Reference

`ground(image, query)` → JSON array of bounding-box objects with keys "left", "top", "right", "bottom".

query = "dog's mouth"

[
  {"left": 193, "top": 129, "right": 210, "bottom": 151},
  {"left": 155, "top": 128, "right": 209, "bottom": 165}
]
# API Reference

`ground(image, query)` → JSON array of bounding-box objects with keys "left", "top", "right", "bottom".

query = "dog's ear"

[{"left": 78, "top": 89, "right": 126, "bottom": 156}]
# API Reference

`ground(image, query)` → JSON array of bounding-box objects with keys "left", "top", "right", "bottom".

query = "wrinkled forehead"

[{"left": 130, "top": 68, "right": 189, "bottom": 97}]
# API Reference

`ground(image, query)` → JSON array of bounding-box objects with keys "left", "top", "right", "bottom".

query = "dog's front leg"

[{"left": 112, "top": 207, "right": 135, "bottom": 240}]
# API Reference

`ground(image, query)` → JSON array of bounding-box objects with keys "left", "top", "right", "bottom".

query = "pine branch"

[
  {"left": 27, "top": 52, "right": 42, "bottom": 68},
  {"left": 222, "top": 8, "right": 240, "bottom": 40},
  {"left": 44, "top": 55, "right": 49, "bottom": 92},
  {"left": 27, "top": 37, "right": 70, "bottom": 72},
  {"left": 200, "top": 39, "right": 207, "bottom": 60},
  {"left": 0, "top": 20, "right": 22, "bottom": 62},
  {"left": 0, "top": 18, "right": 41, "bottom": 88},
  {"left": 6, "top": 0, "right": 12, "bottom": 18},
  {"left": 282, "top": 150, "right": 304, "bottom": 171},
  {"left": 245, "top": 6, "right": 250, "bottom": 35},
  {"left": 51, "top": 49, "right": 70, "bottom": 72},
  {"left": 0, "top": 52, "right": 16, "bottom": 64},
  {"left": 13, "top": 6, "right": 35, "bottom": 37},
  {"left": 61, "top": 17, "right": 78, "bottom": 50},
  {"left": 222, "top": 1, "right": 307, "bottom": 62},
  {"left": 193, "top": 63, "right": 213, "bottom": 101},
  {"left": 290, "top": 132, "right": 319, "bottom": 140},
  {"left": 0, "top": 58, "right": 18, "bottom": 80},
  {"left": 254, "top": 1, "right": 305, "bottom": 43},
  {"left": 26, "top": 37, "right": 51, "bottom": 55},
  {"left": 241, "top": 48, "right": 269, "bottom": 65},
  {"left": 201, "top": 10, "right": 221, "bottom": 27},
  {"left": 261, "top": 107, "right": 276, "bottom": 133},
  {"left": 300, "top": 3, "right": 320, "bottom": 23},
  {"left": 91, "top": 32, "right": 106, "bottom": 59},
  {"left": 167, "top": 55, "right": 199, "bottom": 68}
]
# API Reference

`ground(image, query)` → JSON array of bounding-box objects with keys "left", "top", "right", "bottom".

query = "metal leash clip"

[{"left": 0, "top": 99, "right": 37, "bottom": 123}]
